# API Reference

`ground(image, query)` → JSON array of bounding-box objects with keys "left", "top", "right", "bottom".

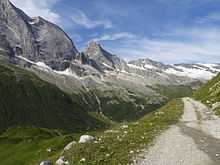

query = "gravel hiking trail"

[{"left": 135, "top": 98, "right": 220, "bottom": 165}]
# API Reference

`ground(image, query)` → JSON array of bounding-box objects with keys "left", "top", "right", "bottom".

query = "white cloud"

[
  {"left": 93, "top": 32, "right": 135, "bottom": 42},
  {"left": 10, "top": 0, "right": 61, "bottom": 24},
  {"left": 71, "top": 9, "right": 113, "bottom": 29},
  {"left": 196, "top": 12, "right": 220, "bottom": 24},
  {"left": 100, "top": 28, "right": 220, "bottom": 64}
]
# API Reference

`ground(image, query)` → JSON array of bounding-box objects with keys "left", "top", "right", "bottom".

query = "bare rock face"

[
  {"left": 84, "top": 41, "right": 128, "bottom": 72},
  {"left": 30, "top": 17, "right": 78, "bottom": 70},
  {"left": 0, "top": 0, "right": 78, "bottom": 70},
  {"left": 0, "top": 0, "right": 36, "bottom": 58}
]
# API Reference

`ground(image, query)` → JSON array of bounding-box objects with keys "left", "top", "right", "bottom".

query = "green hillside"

[
  {"left": 0, "top": 61, "right": 105, "bottom": 134},
  {"left": 0, "top": 127, "right": 73, "bottom": 165},
  {"left": 194, "top": 73, "right": 220, "bottom": 114}
]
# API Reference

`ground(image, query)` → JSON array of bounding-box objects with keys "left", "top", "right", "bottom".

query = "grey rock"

[
  {"left": 129, "top": 58, "right": 170, "bottom": 70},
  {"left": 0, "top": 0, "right": 78, "bottom": 70},
  {"left": 40, "top": 161, "right": 53, "bottom": 165},
  {"left": 30, "top": 16, "right": 78, "bottom": 70}
]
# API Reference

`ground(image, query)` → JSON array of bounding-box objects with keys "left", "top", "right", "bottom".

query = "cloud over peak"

[
  {"left": 93, "top": 32, "right": 135, "bottom": 42},
  {"left": 71, "top": 9, "right": 113, "bottom": 29}
]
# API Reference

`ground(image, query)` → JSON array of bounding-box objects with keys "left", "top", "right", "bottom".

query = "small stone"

[
  {"left": 40, "top": 160, "right": 53, "bottom": 165},
  {"left": 121, "top": 125, "right": 129, "bottom": 129},
  {"left": 46, "top": 148, "right": 52, "bottom": 153},
  {"left": 56, "top": 156, "right": 69, "bottom": 165},
  {"left": 80, "top": 158, "right": 86, "bottom": 162}
]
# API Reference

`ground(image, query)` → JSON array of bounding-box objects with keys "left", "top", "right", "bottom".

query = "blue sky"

[{"left": 11, "top": 0, "right": 220, "bottom": 64}]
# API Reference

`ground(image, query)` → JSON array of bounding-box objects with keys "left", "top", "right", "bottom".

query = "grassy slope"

[
  {"left": 0, "top": 99, "right": 183, "bottom": 165},
  {"left": 194, "top": 73, "right": 220, "bottom": 115},
  {"left": 74, "top": 87, "right": 166, "bottom": 123},
  {"left": 0, "top": 61, "right": 105, "bottom": 133},
  {"left": 0, "top": 127, "right": 74, "bottom": 165},
  {"left": 97, "top": 92, "right": 165, "bottom": 122},
  {"left": 155, "top": 85, "right": 193, "bottom": 99},
  {"left": 65, "top": 99, "right": 183, "bottom": 165}
]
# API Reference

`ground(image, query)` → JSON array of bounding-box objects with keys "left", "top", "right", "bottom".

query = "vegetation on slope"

[
  {"left": 0, "top": 127, "right": 73, "bottom": 165},
  {"left": 96, "top": 91, "right": 165, "bottom": 122},
  {"left": 194, "top": 73, "right": 220, "bottom": 115},
  {"left": 0, "top": 61, "right": 105, "bottom": 133},
  {"left": 64, "top": 99, "right": 183, "bottom": 165},
  {"left": 155, "top": 85, "right": 193, "bottom": 99},
  {"left": 75, "top": 88, "right": 166, "bottom": 123}
]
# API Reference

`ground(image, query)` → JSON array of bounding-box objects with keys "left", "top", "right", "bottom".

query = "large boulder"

[
  {"left": 64, "top": 141, "right": 76, "bottom": 151},
  {"left": 79, "top": 135, "right": 95, "bottom": 143}
]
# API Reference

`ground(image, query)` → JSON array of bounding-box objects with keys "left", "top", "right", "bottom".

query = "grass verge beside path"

[
  {"left": 65, "top": 99, "right": 184, "bottom": 165},
  {"left": 193, "top": 73, "right": 220, "bottom": 115}
]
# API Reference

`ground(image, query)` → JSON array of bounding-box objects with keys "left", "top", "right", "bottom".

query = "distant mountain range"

[{"left": 1, "top": 0, "right": 219, "bottom": 82}]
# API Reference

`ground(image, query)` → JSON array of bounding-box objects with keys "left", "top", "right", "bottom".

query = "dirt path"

[{"left": 134, "top": 98, "right": 220, "bottom": 165}]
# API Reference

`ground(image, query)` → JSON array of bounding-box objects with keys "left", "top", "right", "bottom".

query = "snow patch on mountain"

[
  {"left": 127, "top": 64, "right": 146, "bottom": 70},
  {"left": 54, "top": 68, "right": 79, "bottom": 78},
  {"left": 36, "top": 62, "right": 51, "bottom": 70},
  {"left": 198, "top": 63, "right": 220, "bottom": 72},
  {"left": 165, "top": 65, "right": 217, "bottom": 80},
  {"left": 144, "top": 64, "right": 157, "bottom": 70}
]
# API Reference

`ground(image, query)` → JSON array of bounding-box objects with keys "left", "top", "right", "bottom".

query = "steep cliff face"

[
  {"left": 30, "top": 17, "right": 78, "bottom": 70},
  {"left": 0, "top": 0, "right": 78, "bottom": 70},
  {"left": 0, "top": 0, "right": 36, "bottom": 58}
]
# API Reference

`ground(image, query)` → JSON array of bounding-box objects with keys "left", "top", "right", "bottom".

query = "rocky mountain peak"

[
  {"left": 0, "top": 1, "right": 78, "bottom": 70},
  {"left": 84, "top": 41, "right": 129, "bottom": 72},
  {"left": 87, "top": 41, "right": 101, "bottom": 49},
  {"left": 85, "top": 41, "right": 103, "bottom": 58}
]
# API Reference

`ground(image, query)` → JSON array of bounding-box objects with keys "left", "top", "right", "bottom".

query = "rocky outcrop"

[{"left": 0, "top": 0, "right": 78, "bottom": 70}]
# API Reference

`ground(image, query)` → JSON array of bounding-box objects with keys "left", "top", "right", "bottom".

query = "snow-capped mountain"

[
  {"left": 165, "top": 63, "right": 220, "bottom": 80},
  {"left": 128, "top": 58, "right": 220, "bottom": 81}
]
